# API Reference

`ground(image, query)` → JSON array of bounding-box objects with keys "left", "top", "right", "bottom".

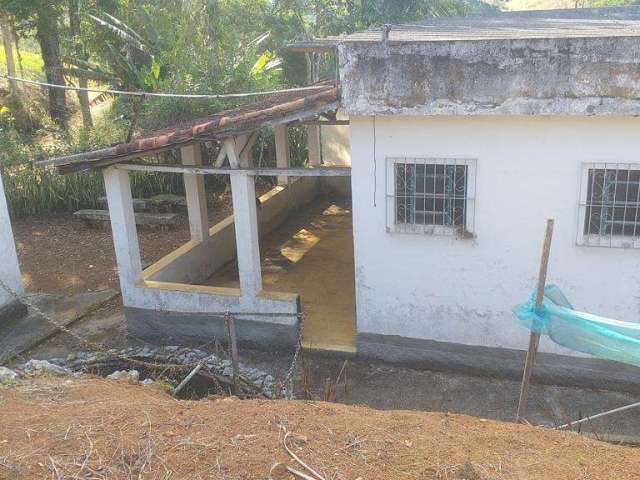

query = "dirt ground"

[
  {"left": 1, "top": 376, "right": 638, "bottom": 480},
  {"left": 12, "top": 197, "right": 238, "bottom": 295}
]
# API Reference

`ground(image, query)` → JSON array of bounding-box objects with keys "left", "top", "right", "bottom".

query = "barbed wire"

[{"left": 0, "top": 74, "right": 330, "bottom": 100}]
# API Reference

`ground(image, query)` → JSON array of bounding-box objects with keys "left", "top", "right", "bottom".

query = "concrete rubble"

[
  {"left": 0, "top": 366, "right": 18, "bottom": 383},
  {"left": 8, "top": 345, "right": 278, "bottom": 397}
]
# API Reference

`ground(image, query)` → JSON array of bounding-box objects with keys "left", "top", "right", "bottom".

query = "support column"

[
  {"left": 0, "top": 170, "right": 23, "bottom": 308},
  {"left": 274, "top": 124, "right": 290, "bottom": 186},
  {"left": 307, "top": 124, "right": 321, "bottom": 166},
  {"left": 182, "top": 144, "right": 208, "bottom": 241},
  {"left": 228, "top": 137, "right": 262, "bottom": 297},
  {"left": 103, "top": 167, "right": 143, "bottom": 301}
]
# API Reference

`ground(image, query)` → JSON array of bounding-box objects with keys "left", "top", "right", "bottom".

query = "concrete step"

[
  {"left": 150, "top": 194, "right": 187, "bottom": 213},
  {"left": 97, "top": 196, "right": 150, "bottom": 212},
  {"left": 74, "top": 209, "right": 180, "bottom": 230}
]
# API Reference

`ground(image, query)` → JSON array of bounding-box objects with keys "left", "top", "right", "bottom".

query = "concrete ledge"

[
  {"left": 125, "top": 307, "right": 299, "bottom": 350},
  {"left": 357, "top": 332, "right": 640, "bottom": 394}
]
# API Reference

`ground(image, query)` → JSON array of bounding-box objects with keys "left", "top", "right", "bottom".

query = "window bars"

[
  {"left": 386, "top": 158, "right": 476, "bottom": 236},
  {"left": 578, "top": 163, "right": 640, "bottom": 248}
]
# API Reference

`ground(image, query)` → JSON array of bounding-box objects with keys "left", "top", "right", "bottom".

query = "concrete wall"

[
  {"left": 145, "top": 176, "right": 320, "bottom": 284},
  {"left": 0, "top": 171, "right": 23, "bottom": 310},
  {"left": 350, "top": 115, "right": 640, "bottom": 356},
  {"left": 338, "top": 35, "right": 640, "bottom": 116}
]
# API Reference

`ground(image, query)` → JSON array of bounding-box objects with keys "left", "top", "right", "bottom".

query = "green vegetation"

[
  {"left": 0, "top": 47, "right": 43, "bottom": 79},
  {"left": 0, "top": 0, "right": 498, "bottom": 219}
]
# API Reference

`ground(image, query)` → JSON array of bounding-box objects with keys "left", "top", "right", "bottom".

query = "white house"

[{"left": 41, "top": 8, "right": 640, "bottom": 381}]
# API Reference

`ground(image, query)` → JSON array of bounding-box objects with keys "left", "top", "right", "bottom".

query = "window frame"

[
  {"left": 385, "top": 157, "right": 477, "bottom": 237},
  {"left": 577, "top": 162, "right": 640, "bottom": 249}
]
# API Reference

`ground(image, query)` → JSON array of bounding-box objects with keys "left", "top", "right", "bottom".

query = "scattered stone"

[
  {"left": 0, "top": 366, "right": 18, "bottom": 383},
  {"left": 107, "top": 369, "right": 140, "bottom": 382},
  {"left": 21, "top": 360, "right": 71, "bottom": 376},
  {"left": 24, "top": 345, "right": 279, "bottom": 398}
]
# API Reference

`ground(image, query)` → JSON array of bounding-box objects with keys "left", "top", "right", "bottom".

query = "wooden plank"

[
  {"left": 516, "top": 217, "right": 555, "bottom": 423},
  {"left": 114, "top": 163, "right": 351, "bottom": 177}
]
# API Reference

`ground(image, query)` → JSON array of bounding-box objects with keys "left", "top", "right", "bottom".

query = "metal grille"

[
  {"left": 578, "top": 163, "right": 640, "bottom": 248},
  {"left": 386, "top": 157, "right": 476, "bottom": 236}
]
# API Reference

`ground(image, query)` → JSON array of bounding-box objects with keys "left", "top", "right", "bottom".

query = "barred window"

[
  {"left": 386, "top": 158, "right": 476, "bottom": 236},
  {"left": 578, "top": 164, "right": 640, "bottom": 248}
]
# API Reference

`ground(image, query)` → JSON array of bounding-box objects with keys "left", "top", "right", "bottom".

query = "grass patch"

[{"left": 0, "top": 48, "right": 44, "bottom": 81}]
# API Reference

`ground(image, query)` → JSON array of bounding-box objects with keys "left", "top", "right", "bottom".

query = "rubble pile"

[{"left": 1, "top": 346, "right": 278, "bottom": 398}]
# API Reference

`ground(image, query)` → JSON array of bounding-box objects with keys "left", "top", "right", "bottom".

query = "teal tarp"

[{"left": 513, "top": 285, "right": 640, "bottom": 367}]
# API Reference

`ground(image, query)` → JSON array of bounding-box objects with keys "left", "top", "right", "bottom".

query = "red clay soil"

[{"left": 1, "top": 376, "right": 638, "bottom": 480}]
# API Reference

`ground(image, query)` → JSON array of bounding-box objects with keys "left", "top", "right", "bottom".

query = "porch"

[{"left": 206, "top": 195, "right": 356, "bottom": 352}]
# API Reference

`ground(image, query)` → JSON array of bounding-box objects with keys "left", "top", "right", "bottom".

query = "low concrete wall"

[
  {"left": 144, "top": 177, "right": 320, "bottom": 285},
  {"left": 358, "top": 333, "right": 640, "bottom": 394},
  {"left": 320, "top": 176, "right": 351, "bottom": 196},
  {"left": 126, "top": 307, "right": 299, "bottom": 350}
]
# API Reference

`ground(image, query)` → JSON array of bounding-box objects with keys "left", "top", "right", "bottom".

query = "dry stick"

[
  {"left": 226, "top": 314, "right": 240, "bottom": 395},
  {"left": 283, "top": 432, "right": 327, "bottom": 480},
  {"left": 172, "top": 362, "right": 204, "bottom": 397},
  {"left": 516, "top": 218, "right": 555, "bottom": 423},
  {"left": 556, "top": 401, "right": 640, "bottom": 430}
]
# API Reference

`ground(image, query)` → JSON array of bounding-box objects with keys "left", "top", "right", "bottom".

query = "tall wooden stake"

[
  {"left": 516, "top": 218, "right": 554, "bottom": 423},
  {"left": 226, "top": 314, "right": 240, "bottom": 395}
]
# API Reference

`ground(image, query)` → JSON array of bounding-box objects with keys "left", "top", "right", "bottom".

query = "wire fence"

[{"left": 0, "top": 275, "right": 305, "bottom": 399}]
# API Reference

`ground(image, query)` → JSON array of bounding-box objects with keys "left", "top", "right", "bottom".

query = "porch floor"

[{"left": 206, "top": 196, "right": 357, "bottom": 353}]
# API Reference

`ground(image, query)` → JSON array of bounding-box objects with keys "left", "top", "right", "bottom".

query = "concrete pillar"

[
  {"left": 230, "top": 171, "right": 262, "bottom": 297},
  {"left": 0, "top": 171, "right": 23, "bottom": 307},
  {"left": 103, "top": 167, "right": 143, "bottom": 300},
  {"left": 182, "top": 144, "right": 208, "bottom": 242},
  {"left": 275, "top": 124, "right": 290, "bottom": 186},
  {"left": 307, "top": 125, "right": 322, "bottom": 166}
]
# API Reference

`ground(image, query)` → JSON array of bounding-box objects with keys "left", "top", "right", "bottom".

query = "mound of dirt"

[{"left": 0, "top": 376, "right": 637, "bottom": 479}]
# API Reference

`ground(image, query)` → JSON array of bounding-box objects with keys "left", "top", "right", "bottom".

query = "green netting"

[{"left": 513, "top": 285, "right": 640, "bottom": 367}]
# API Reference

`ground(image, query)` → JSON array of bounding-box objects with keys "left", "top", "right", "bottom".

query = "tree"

[
  {"left": 68, "top": 0, "right": 92, "bottom": 129},
  {"left": 0, "top": 14, "right": 31, "bottom": 131},
  {"left": 0, "top": 0, "right": 67, "bottom": 128},
  {"left": 35, "top": 1, "right": 67, "bottom": 128}
]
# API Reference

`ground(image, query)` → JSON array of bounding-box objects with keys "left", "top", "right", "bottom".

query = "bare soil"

[{"left": 1, "top": 376, "right": 638, "bottom": 480}]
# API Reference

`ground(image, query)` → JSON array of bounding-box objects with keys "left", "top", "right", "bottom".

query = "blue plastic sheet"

[{"left": 513, "top": 285, "right": 640, "bottom": 367}]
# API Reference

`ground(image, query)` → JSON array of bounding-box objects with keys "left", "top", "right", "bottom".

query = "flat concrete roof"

[
  {"left": 287, "top": 7, "right": 640, "bottom": 52},
  {"left": 337, "top": 17, "right": 640, "bottom": 43}
]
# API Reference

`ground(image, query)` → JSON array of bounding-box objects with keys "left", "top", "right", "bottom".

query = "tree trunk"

[
  {"left": 68, "top": 0, "right": 92, "bottom": 129},
  {"left": 1, "top": 16, "right": 30, "bottom": 131},
  {"left": 35, "top": 3, "right": 67, "bottom": 128},
  {"left": 206, "top": 0, "right": 219, "bottom": 77}
]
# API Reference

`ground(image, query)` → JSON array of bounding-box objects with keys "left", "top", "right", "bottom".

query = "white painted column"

[
  {"left": 230, "top": 173, "right": 262, "bottom": 296},
  {"left": 103, "top": 167, "right": 143, "bottom": 301},
  {"left": 274, "top": 125, "right": 290, "bottom": 186},
  {"left": 307, "top": 125, "right": 322, "bottom": 166},
  {"left": 0, "top": 171, "right": 23, "bottom": 307},
  {"left": 227, "top": 138, "right": 262, "bottom": 297},
  {"left": 182, "top": 144, "right": 208, "bottom": 241}
]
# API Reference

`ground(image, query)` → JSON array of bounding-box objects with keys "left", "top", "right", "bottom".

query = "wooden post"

[
  {"left": 274, "top": 125, "right": 290, "bottom": 186},
  {"left": 516, "top": 217, "right": 555, "bottom": 422},
  {"left": 226, "top": 314, "right": 240, "bottom": 395},
  {"left": 182, "top": 144, "right": 208, "bottom": 242},
  {"left": 307, "top": 125, "right": 321, "bottom": 166}
]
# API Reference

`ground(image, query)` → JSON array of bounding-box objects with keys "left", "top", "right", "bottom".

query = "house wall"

[
  {"left": 350, "top": 115, "right": 640, "bottom": 356},
  {"left": 0, "top": 171, "right": 23, "bottom": 313}
]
